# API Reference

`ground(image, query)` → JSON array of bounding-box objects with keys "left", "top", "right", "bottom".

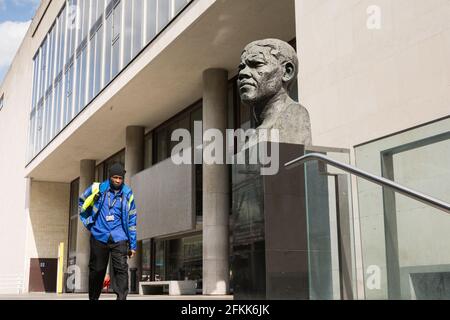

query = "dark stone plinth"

[{"left": 231, "top": 143, "right": 309, "bottom": 300}]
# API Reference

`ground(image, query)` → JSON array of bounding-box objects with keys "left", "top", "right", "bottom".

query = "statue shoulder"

[
  {"left": 280, "top": 102, "right": 311, "bottom": 123},
  {"left": 278, "top": 102, "right": 312, "bottom": 145},
  {"left": 285, "top": 102, "right": 310, "bottom": 115}
]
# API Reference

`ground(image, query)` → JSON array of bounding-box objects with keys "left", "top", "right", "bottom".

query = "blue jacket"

[{"left": 79, "top": 180, "right": 137, "bottom": 250}]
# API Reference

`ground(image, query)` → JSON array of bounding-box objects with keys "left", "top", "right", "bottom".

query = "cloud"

[{"left": 0, "top": 20, "right": 30, "bottom": 68}]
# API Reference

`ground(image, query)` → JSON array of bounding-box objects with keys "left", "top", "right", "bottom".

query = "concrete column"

[
  {"left": 125, "top": 126, "right": 145, "bottom": 186},
  {"left": 125, "top": 126, "right": 145, "bottom": 293},
  {"left": 202, "top": 68, "right": 230, "bottom": 295},
  {"left": 75, "top": 159, "right": 96, "bottom": 293}
]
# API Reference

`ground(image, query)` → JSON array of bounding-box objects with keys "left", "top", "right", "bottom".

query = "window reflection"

[
  {"left": 150, "top": 234, "right": 202, "bottom": 288},
  {"left": 28, "top": 1, "right": 194, "bottom": 160}
]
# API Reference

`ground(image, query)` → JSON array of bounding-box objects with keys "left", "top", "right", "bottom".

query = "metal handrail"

[{"left": 285, "top": 153, "right": 450, "bottom": 214}]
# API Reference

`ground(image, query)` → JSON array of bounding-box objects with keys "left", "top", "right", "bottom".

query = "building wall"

[
  {"left": 295, "top": 0, "right": 450, "bottom": 299},
  {"left": 0, "top": 0, "right": 294, "bottom": 294},
  {"left": 295, "top": 0, "right": 450, "bottom": 148},
  {"left": 132, "top": 158, "right": 195, "bottom": 240},
  {"left": 0, "top": 0, "right": 66, "bottom": 293},
  {"left": 23, "top": 181, "right": 70, "bottom": 293}
]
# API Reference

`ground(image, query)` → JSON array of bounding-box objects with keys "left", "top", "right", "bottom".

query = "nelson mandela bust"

[{"left": 237, "top": 39, "right": 312, "bottom": 146}]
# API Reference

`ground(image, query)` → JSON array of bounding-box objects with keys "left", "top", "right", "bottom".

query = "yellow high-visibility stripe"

[
  {"left": 82, "top": 182, "right": 100, "bottom": 211},
  {"left": 129, "top": 226, "right": 136, "bottom": 231},
  {"left": 129, "top": 209, "right": 137, "bottom": 216},
  {"left": 128, "top": 194, "right": 134, "bottom": 209}
]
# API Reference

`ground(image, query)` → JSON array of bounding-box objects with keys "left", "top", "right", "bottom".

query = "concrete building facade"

[{"left": 0, "top": 0, "right": 448, "bottom": 299}]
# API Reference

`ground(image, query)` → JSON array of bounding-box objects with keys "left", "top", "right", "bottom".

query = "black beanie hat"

[{"left": 109, "top": 162, "right": 126, "bottom": 178}]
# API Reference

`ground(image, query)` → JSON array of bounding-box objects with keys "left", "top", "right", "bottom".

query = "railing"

[
  {"left": 285, "top": 152, "right": 450, "bottom": 300},
  {"left": 285, "top": 153, "right": 450, "bottom": 214}
]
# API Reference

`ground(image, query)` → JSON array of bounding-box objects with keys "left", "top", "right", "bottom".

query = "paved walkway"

[{"left": 0, "top": 293, "right": 234, "bottom": 300}]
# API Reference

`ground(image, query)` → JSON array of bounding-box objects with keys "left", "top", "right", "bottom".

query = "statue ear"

[{"left": 282, "top": 62, "right": 296, "bottom": 83}]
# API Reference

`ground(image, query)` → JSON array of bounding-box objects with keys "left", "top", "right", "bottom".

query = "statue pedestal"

[{"left": 232, "top": 143, "right": 309, "bottom": 300}]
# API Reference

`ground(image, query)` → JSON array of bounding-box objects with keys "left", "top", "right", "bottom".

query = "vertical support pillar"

[
  {"left": 202, "top": 68, "right": 230, "bottom": 295},
  {"left": 75, "top": 159, "right": 96, "bottom": 293},
  {"left": 125, "top": 126, "right": 145, "bottom": 293},
  {"left": 335, "top": 174, "right": 354, "bottom": 300}
]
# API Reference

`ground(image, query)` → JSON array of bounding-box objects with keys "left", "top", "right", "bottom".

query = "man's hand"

[{"left": 128, "top": 250, "right": 136, "bottom": 258}]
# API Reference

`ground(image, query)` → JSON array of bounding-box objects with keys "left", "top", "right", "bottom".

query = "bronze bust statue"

[{"left": 238, "top": 39, "right": 312, "bottom": 146}]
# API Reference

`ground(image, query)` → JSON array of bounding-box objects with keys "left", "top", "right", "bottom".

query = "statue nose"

[{"left": 238, "top": 70, "right": 251, "bottom": 80}]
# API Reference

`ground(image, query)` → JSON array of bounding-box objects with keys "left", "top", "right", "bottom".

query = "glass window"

[
  {"left": 74, "top": 52, "right": 82, "bottom": 115},
  {"left": 102, "top": 149, "right": 126, "bottom": 179},
  {"left": 156, "top": 127, "right": 168, "bottom": 163},
  {"left": 356, "top": 117, "right": 450, "bottom": 300},
  {"left": 47, "top": 27, "right": 55, "bottom": 89},
  {"left": 68, "top": 0, "right": 78, "bottom": 59},
  {"left": 43, "top": 90, "right": 52, "bottom": 146},
  {"left": 39, "top": 40, "right": 47, "bottom": 101},
  {"left": 30, "top": 109, "right": 37, "bottom": 157},
  {"left": 154, "top": 104, "right": 202, "bottom": 164},
  {"left": 82, "top": 0, "right": 90, "bottom": 40},
  {"left": 145, "top": 0, "right": 157, "bottom": 43},
  {"left": 112, "top": 1, "right": 121, "bottom": 40},
  {"left": 45, "top": 28, "right": 56, "bottom": 143},
  {"left": 57, "top": 8, "right": 66, "bottom": 74},
  {"left": 36, "top": 102, "right": 44, "bottom": 154},
  {"left": 154, "top": 239, "right": 165, "bottom": 281},
  {"left": 34, "top": 52, "right": 41, "bottom": 107},
  {"left": 153, "top": 234, "right": 202, "bottom": 284},
  {"left": 111, "top": 2, "right": 122, "bottom": 78},
  {"left": 31, "top": 55, "right": 39, "bottom": 110},
  {"left": 174, "top": 0, "right": 188, "bottom": 15},
  {"left": 157, "top": 0, "right": 170, "bottom": 32},
  {"left": 168, "top": 117, "right": 187, "bottom": 153},
  {"left": 141, "top": 240, "right": 151, "bottom": 281},
  {"left": 89, "top": 0, "right": 98, "bottom": 27},
  {"left": 53, "top": 73, "right": 63, "bottom": 137},
  {"left": 54, "top": 8, "right": 66, "bottom": 137},
  {"left": 189, "top": 106, "right": 203, "bottom": 218},
  {"left": 27, "top": 110, "right": 35, "bottom": 159},
  {"left": 88, "top": 34, "right": 96, "bottom": 101},
  {"left": 190, "top": 106, "right": 202, "bottom": 142},
  {"left": 79, "top": 48, "right": 87, "bottom": 110},
  {"left": 111, "top": 39, "right": 120, "bottom": 78},
  {"left": 68, "top": 179, "right": 80, "bottom": 257},
  {"left": 28, "top": 0, "right": 194, "bottom": 160},
  {"left": 144, "top": 133, "right": 153, "bottom": 169},
  {"left": 95, "top": 163, "right": 105, "bottom": 182},
  {"left": 64, "top": 63, "right": 74, "bottom": 126},
  {"left": 94, "top": 24, "right": 103, "bottom": 96},
  {"left": 132, "top": 0, "right": 143, "bottom": 57},
  {"left": 74, "top": 39, "right": 87, "bottom": 116},
  {"left": 99, "top": 0, "right": 106, "bottom": 18},
  {"left": 123, "top": 0, "right": 132, "bottom": 65},
  {"left": 104, "top": 11, "right": 112, "bottom": 85}
]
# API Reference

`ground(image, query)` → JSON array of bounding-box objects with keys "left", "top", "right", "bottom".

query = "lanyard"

[{"left": 108, "top": 191, "right": 122, "bottom": 211}]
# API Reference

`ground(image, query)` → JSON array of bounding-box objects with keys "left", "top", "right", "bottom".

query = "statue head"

[{"left": 238, "top": 39, "right": 298, "bottom": 106}]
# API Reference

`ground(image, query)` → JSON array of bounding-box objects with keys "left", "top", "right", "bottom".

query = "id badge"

[{"left": 106, "top": 215, "right": 115, "bottom": 222}]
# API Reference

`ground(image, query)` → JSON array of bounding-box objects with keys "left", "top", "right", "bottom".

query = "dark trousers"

[{"left": 89, "top": 235, "right": 129, "bottom": 300}]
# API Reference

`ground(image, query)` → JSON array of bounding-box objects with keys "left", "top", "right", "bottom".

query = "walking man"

[{"left": 79, "top": 162, "right": 137, "bottom": 300}]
